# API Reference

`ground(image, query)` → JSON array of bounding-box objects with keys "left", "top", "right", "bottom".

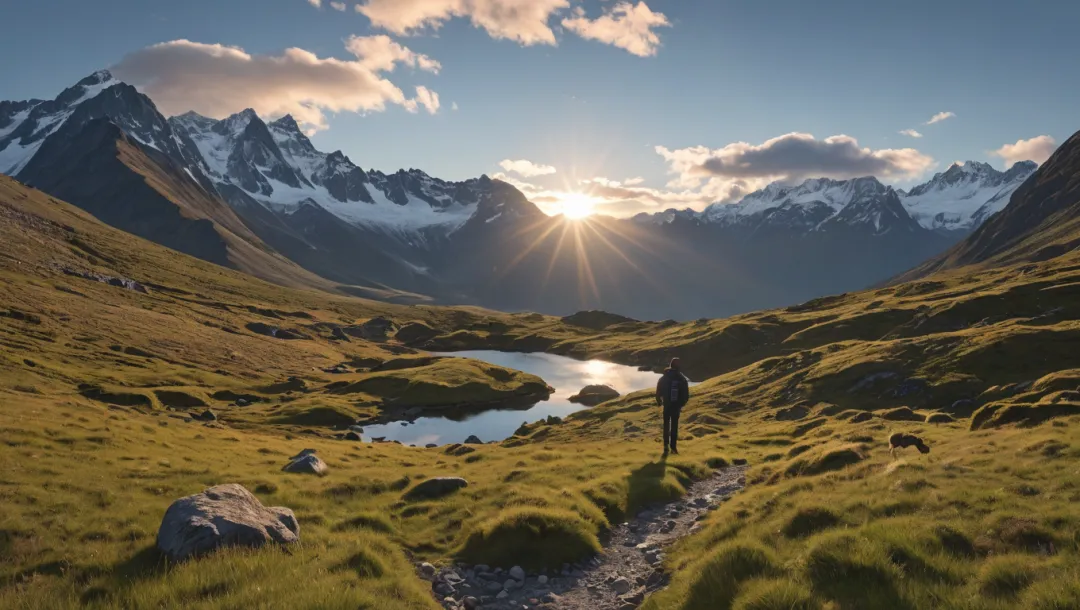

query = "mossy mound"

[
  {"left": 785, "top": 444, "right": 866, "bottom": 477},
  {"left": 457, "top": 508, "right": 601, "bottom": 570},
  {"left": 971, "top": 402, "right": 1080, "bottom": 430},
  {"left": 271, "top": 405, "right": 357, "bottom": 427},
  {"left": 152, "top": 389, "right": 208, "bottom": 408},
  {"left": 782, "top": 507, "right": 843, "bottom": 538},
  {"left": 882, "top": 407, "right": 924, "bottom": 422},
  {"left": 675, "top": 543, "right": 781, "bottom": 610},
  {"left": 926, "top": 412, "right": 956, "bottom": 424}
]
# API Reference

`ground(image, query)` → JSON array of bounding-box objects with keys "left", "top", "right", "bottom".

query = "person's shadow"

[{"left": 626, "top": 459, "right": 677, "bottom": 516}]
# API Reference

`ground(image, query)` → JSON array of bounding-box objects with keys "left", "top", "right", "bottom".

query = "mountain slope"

[
  {"left": 900, "top": 160, "right": 1036, "bottom": 232},
  {"left": 898, "top": 129, "right": 1080, "bottom": 281},
  {"left": 17, "top": 118, "right": 335, "bottom": 291}
]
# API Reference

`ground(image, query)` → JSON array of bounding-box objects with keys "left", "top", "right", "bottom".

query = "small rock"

[
  {"left": 426, "top": 443, "right": 439, "bottom": 449},
  {"left": 537, "top": 575, "right": 548, "bottom": 585},
  {"left": 405, "top": 477, "right": 469, "bottom": 500},
  {"left": 463, "top": 597, "right": 480, "bottom": 610},
  {"left": 623, "top": 588, "right": 646, "bottom": 605},
  {"left": 509, "top": 566, "right": 526, "bottom": 581},
  {"left": 345, "top": 431, "right": 362, "bottom": 441},
  {"left": 420, "top": 562, "right": 437, "bottom": 578},
  {"left": 496, "top": 591, "right": 509, "bottom": 600},
  {"left": 485, "top": 581, "right": 503, "bottom": 593},
  {"left": 433, "top": 582, "right": 455, "bottom": 596},
  {"left": 282, "top": 453, "right": 328, "bottom": 475},
  {"left": 200, "top": 409, "right": 217, "bottom": 421},
  {"left": 611, "top": 578, "right": 632, "bottom": 594}
]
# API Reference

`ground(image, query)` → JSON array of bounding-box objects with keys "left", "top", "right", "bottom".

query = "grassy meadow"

[{"left": 2, "top": 174, "right": 1080, "bottom": 609}]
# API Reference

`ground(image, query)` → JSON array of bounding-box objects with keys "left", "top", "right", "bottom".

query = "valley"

[{"left": 1, "top": 122, "right": 1080, "bottom": 609}]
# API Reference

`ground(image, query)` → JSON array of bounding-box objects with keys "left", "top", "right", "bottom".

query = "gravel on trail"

[{"left": 420, "top": 465, "right": 747, "bottom": 610}]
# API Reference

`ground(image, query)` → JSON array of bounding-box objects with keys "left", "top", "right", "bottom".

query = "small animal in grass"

[{"left": 889, "top": 432, "right": 930, "bottom": 456}]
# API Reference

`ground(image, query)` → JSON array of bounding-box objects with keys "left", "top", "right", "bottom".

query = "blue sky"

[{"left": 1, "top": 0, "right": 1076, "bottom": 216}]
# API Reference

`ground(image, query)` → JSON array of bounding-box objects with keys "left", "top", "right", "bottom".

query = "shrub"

[
  {"left": 683, "top": 543, "right": 781, "bottom": 610},
  {"left": 785, "top": 444, "right": 866, "bottom": 477},
  {"left": 882, "top": 407, "right": 924, "bottom": 422},
  {"left": 732, "top": 578, "right": 819, "bottom": 610},
  {"left": 457, "top": 508, "right": 601, "bottom": 570},
  {"left": 803, "top": 534, "right": 911, "bottom": 609},
  {"left": 977, "top": 555, "right": 1037, "bottom": 598},
  {"left": 782, "top": 508, "right": 842, "bottom": 539}
]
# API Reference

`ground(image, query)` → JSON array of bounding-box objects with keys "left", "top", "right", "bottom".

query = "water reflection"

[{"left": 360, "top": 351, "right": 665, "bottom": 446}]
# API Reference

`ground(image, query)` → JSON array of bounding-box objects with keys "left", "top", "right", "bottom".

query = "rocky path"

[{"left": 421, "top": 466, "right": 747, "bottom": 610}]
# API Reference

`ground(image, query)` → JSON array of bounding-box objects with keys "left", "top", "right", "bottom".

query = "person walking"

[{"left": 656, "top": 358, "right": 690, "bottom": 456}]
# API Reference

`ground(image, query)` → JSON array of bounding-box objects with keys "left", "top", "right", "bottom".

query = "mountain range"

[{"left": 0, "top": 70, "right": 1042, "bottom": 319}]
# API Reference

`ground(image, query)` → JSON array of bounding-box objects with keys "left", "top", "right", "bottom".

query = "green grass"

[{"left": 4, "top": 175, "right": 1080, "bottom": 609}]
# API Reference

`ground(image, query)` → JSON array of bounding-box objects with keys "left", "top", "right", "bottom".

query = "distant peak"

[
  {"left": 1009, "top": 160, "right": 1038, "bottom": 171},
  {"left": 77, "top": 69, "right": 115, "bottom": 87},
  {"left": 269, "top": 114, "right": 301, "bottom": 131}
]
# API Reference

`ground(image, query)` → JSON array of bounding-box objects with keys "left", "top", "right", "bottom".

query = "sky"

[{"left": 1, "top": 0, "right": 1077, "bottom": 217}]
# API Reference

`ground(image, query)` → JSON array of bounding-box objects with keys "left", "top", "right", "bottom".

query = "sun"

[{"left": 559, "top": 192, "right": 596, "bottom": 219}]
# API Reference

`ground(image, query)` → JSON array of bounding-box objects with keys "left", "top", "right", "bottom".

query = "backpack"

[{"left": 667, "top": 372, "right": 682, "bottom": 405}]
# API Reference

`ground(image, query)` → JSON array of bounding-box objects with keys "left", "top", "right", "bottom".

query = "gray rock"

[
  {"left": 537, "top": 575, "right": 548, "bottom": 585},
  {"left": 433, "top": 582, "right": 454, "bottom": 596},
  {"left": 464, "top": 435, "right": 484, "bottom": 445},
  {"left": 199, "top": 409, "right": 217, "bottom": 421},
  {"left": 495, "top": 590, "right": 509, "bottom": 600},
  {"left": 611, "top": 578, "right": 632, "bottom": 594},
  {"left": 426, "top": 443, "right": 439, "bottom": 449},
  {"left": 156, "top": 484, "right": 299, "bottom": 561},
  {"left": 283, "top": 454, "right": 328, "bottom": 475},
  {"left": 405, "top": 477, "right": 468, "bottom": 500},
  {"left": 509, "top": 566, "right": 526, "bottom": 581},
  {"left": 485, "top": 581, "right": 503, "bottom": 593},
  {"left": 463, "top": 597, "right": 480, "bottom": 609},
  {"left": 345, "top": 431, "right": 362, "bottom": 441},
  {"left": 420, "top": 562, "right": 437, "bottom": 578},
  {"left": 291, "top": 448, "right": 318, "bottom": 460},
  {"left": 504, "top": 578, "right": 518, "bottom": 590}
]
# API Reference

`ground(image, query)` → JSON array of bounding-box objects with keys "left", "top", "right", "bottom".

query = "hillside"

[
  {"left": 899, "top": 129, "right": 1080, "bottom": 282},
  {"left": 1, "top": 174, "right": 1079, "bottom": 610}
]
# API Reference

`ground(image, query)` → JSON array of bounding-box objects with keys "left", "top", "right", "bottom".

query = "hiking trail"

[{"left": 420, "top": 465, "right": 747, "bottom": 610}]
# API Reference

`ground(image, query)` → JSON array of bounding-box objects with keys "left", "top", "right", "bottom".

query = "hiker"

[{"left": 655, "top": 358, "right": 690, "bottom": 455}]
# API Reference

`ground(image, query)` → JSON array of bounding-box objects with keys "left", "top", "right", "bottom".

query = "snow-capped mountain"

[
  {"left": 168, "top": 108, "right": 539, "bottom": 238},
  {"left": 696, "top": 176, "right": 919, "bottom": 236},
  {"left": 900, "top": 160, "right": 1036, "bottom": 232}
]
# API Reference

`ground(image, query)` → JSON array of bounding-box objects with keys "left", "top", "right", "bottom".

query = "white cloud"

[
  {"left": 451, "top": 101, "right": 460, "bottom": 111},
  {"left": 403, "top": 85, "right": 441, "bottom": 114},
  {"left": 623, "top": 176, "right": 645, "bottom": 186},
  {"left": 992, "top": 135, "right": 1057, "bottom": 166},
  {"left": 307, "top": 0, "right": 321, "bottom": 7},
  {"left": 112, "top": 38, "right": 440, "bottom": 132},
  {"left": 926, "top": 111, "right": 955, "bottom": 125},
  {"left": 561, "top": 1, "right": 670, "bottom": 57},
  {"left": 330, "top": 1, "right": 347, "bottom": 10},
  {"left": 899, "top": 129, "right": 923, "bottom": 138},
  {"left": 498, "top": 159, "right": 557, "bottom": 177},
  {"left": 356, "top": 0, "right": 569, "bottom": 46},
  {"left": 344, "top": 34, "right": 441, "bottom": 73}
]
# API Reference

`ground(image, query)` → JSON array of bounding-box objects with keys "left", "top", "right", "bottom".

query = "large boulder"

[
  {"left": 568, "top": 384, "right": 621, "bottom": 406},
  {"left": 404, "top": 477, "right": 468, "bottom": 501},
  {"left": 283, "top": 453, "right": 328, "bottom": 475},
  {"left": 463, "top": 435, "right": 484, "bottom": 445},
  {"left": 395, "top": 321, "right": 440, "bottom": 345},
  {"left": 156, "top": 484, "right": 299, "bottom": 561}
]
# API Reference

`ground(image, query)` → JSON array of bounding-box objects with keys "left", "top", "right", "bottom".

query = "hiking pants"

[{"left": 663, "top": 404, "right": 682, "bottom": 450}]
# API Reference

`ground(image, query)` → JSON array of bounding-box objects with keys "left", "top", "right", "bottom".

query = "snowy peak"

[{"left": 901, "top": 159, "right": 1037, "bottom": 232}]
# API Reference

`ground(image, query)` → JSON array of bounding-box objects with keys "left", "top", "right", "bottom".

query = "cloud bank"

[
  {"left": 112, "top": 37, "right": 441, "bottom": 132},
  {"left": 993, "top": 135, "right": 1057, "bottom": 166}
]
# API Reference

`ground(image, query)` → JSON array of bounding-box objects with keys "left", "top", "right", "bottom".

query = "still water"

[{"left": 359, "top": 350, "right": 664, "bottom": 446}]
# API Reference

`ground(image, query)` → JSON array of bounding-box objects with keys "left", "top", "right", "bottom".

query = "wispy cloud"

[
  {"left": 344, "top": 34, "right": 441, "bottom": 73},
  {"left": 329, "top": 1, "right": 346, "bottom": 10},
  {"left": 561, "top": 2, "right": 670, "bottom": 57},
  {"left": 898, "top": 129, "right": 923, "bottom": 138},
  {"left": 992, "top": 135, "right": 1057, "bottom": 166},
  {"left": 403, "top": 85, "right": 440, "bottom": 114},
  {"left": 112, "top": 37, "right": 441, "bottom": 132},
  {"left": 926, "top": 111, "right": 955, "bottom": 125},
  {"left": 499, "top": 159, "right": 557, "bottom": 177},
  {"left": 307, "top": 0, "right": 321, "bottom": 7}
]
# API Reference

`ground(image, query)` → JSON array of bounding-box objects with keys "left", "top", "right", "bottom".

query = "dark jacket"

[{"left": 656, "top": 368, "right": 690, "bottom": 409}]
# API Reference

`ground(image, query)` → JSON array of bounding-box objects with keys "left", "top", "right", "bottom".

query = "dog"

[{"left": 889, "top": 432, "right": 930, "bottom": 457}]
